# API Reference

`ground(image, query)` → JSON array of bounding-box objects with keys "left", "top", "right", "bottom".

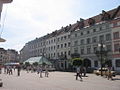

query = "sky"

[{"left": 0, "top": 0, "right": 120, "bottom": 52}]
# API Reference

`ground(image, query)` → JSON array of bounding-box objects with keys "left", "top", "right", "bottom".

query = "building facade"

[
  {"left": 0, "top": 48, "right": 8, "bottom": 64},
  {"left": 111, "top": 17, "right": 120, "bottom": 72},
  {"left": 20, "top": 6, "right": 120, "bottom": 71},
  {"left": 0, "top": 48, "right": 19, "bottom": 65},
  {"left": 7, "top": 49, "right": 19, "bottom": 63}
]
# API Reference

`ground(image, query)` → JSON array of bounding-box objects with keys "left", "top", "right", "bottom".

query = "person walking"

[
  {"left": 17, "top": 65, "right": 21, "bottom": 76},
  {"left": 107, "top": 66, "right": 112, "bottom": 80},
  {"left": 39, "top": 66, "right": 43, "bottom": 78},
  {"left": 76, "top": 66, "right": 82, "bottom": 81},
  {"left": 45, "top": 65, "right": 49, "bottom": 77}
]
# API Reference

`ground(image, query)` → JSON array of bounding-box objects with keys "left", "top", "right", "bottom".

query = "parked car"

[
  {"left": 93, "top": 68, "right": 116, "bottom": 77},
  {"left": 0, "top": 79, "right": 3, "bottom": 87}
]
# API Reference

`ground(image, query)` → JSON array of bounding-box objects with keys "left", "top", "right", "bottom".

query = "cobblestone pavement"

[{"left": 0, "top": 70, "right": 120, "bottom": 90}]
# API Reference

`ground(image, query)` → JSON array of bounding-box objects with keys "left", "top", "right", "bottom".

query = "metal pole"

[{"left": 100, "top": 42, "right": 103, "bottom": 76}]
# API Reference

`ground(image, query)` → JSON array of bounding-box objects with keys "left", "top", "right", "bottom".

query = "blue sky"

[{"left": 0, "top": 0, "right": 120, "bottom": 52}]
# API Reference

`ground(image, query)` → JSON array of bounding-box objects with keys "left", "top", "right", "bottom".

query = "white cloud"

[
  {"left": 0, "top": 0, "right": 80, "bottom": 51},
  {"left": 0, "top": 0, "right": 119, "bottom": 51}
]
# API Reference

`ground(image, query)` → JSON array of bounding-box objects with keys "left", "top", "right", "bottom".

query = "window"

[
  {"left": 81, "top": 32, "right": 83, "bottom": 35},
  {"left": 51, "top": 46, "right": 53, "bottom": 51},
  {"left": 87, "top": 31, "right": 90, "bottom": 34},
  {"left": 57, "top": 45, "right": 59, "bottom": 49},
  {"left": 74, "top": 48, "right": 78, "bottom": 53},
  {"left": 87, "top": 38, "right": 91, "bottom": 44},
  {"left": 64, "top": 51, "right": 67, "bottom": 55},
  {"left": 93, "top": 29, "right": 96, "bottom": 32},
  {"left": 49, "top": 41, "right": 50, "bottom": 44},
  {"left": 116, "top": 59, "right": 120, "bottom": 67},
  {"left": 81, "top": 39, "right": 85, "bottom": 45},
  {"left": 114, "top": 44, "right": 119, "bottom": 51},
  {"left": 54, "top": 46, "right": 56, "bottom": 50},
  {"left": 51, "top": 40, "right": 53, "bottom": 43},
  {"left": 68, "top": 51, "right": 70, "bottom": 55},
  {"left": 57, "top": 38, "right": 60, "bottom": 42},
  {"left": 92, "top": 36, "right": 97, "bottom": 43},
  {"left": 61, "top": 44, "right": 63, "bottom": 48},
  {"left": 68, "top": 42, "right": 70, "bottom": 47},
  {"left": 61, "top": 52, "right": 63, "bottom": 56},
  {"left": 99, "top": 27, "right": 102, "bottom": 31},
  {"left": 64, "top": 36, "right": 67, "bottom": 40},
  {"left": 93, "top": 47, "right": 97, "bottom": 53},
  {"left": 49, "top": 47, "right": 50, "bottom": 51},
  {"left": 99, "top": 35, "right": 104, "bottom": 42},
  {"left": 75, "top": 33, "right": 77, "bottom": 37},
  {"left": 87, "top": 47, "right": 91, "bottom": 54},
  {"left": 74, "top": 41, "right": 78, "bottom": 46},
  {"left": 106, "top": 34, "right": 111, "bottom": 41},
  {"left": 57, "top": 53, "right": 59, "bottom": 57},
  {"left": 64, "top": 43, "right": 67, "bottom": 48},
  {"left": 113, "top": 32, "right": 119, "bottom": 39},
  {"left": 61, "top": 37, "right": 63, "bottom": 41},
  {"left": 54, "top": 53, "right": 55, "bottom": 57},
  {"left": 68, "top": 35, "right": 70, "bottom": 38},
  {"left": 106, "top": 45, "right": 112, "bottom": 51},
  {"left": 81, "top": 48, "right": 84, "bottom": 54},
  {"left": 54, "top": 39, "right": 56, "bottom": 42},
  {"left": 94, "top": 61, "right": 98, "bottom": 67}
]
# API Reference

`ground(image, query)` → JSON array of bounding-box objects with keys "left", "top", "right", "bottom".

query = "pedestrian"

[
  {"left": 9, "top": 66, "right": 13, "bottom": 75},
  {"left": 39, "top": 66, "right": 43, "bottom": 78},
  {"left": 45, "top": 65, "right": 49, "bottom": 77},
  {"left": 17, "top": 65, "right": 21, "bottom": 76},
  {"left": 107, "top": 66, "right": 112, "bottom": 80},
  {"left": 4, "top": 66, "right": 7, "bottom": 74},
  {"left": 83, "top": 67, "right": 86, "bottom": 77},
  {"left": 80, "top": 66, "right": 83, "bottom": 77},
  {"left": 76, "top": 66, "right": 82, "bottom": 81}
]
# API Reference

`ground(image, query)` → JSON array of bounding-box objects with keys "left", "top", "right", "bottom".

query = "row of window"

[
  {"left": 74, "top": 25, "right": 108, "bottom": 37},
  {"left": 74, "top": 33, "right": 111, "bottom": 46},
  {"left": 29, "top": 35, "right": 71, "bottom": 49},
  {"left": 46, "top": 51, "right": 71, "bottom": 59},
  {"left": 57, "top": 35, "right": 70, "bottom": 42},
  {"left": 74, "top": 45, "right": 112, "bottom": 54}
]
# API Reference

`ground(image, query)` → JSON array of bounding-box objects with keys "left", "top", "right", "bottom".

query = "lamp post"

[{"left": 98, "top": 42, "right": 105, "bottom": 76}]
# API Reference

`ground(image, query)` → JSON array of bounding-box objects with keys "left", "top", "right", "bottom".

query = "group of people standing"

[
  {"left": 3, "top": 65, "right": 21, "bottom": 76},
  {"left": 26, "top": 65, "right": 49, "bottom": 78},
  {"left": 37, "top": 65, "right": 49, "bottom": 78}
]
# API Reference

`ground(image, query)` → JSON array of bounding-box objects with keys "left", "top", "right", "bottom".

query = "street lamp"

[
  {"left": 95, "top": 42, "right": 106, "bottom": 76},
  {"left": 99, "top": 42, "right": 105, "bottom": 76}
]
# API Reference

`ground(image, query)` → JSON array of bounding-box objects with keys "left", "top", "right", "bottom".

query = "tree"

[
  {"left": 72, "top": 58, "right": 83, "bottom": 66},
  {"left": 33, "top": 62, "right": 38, "bottom": 66},
  {"left": 42, "top": 62, "right": 47, "bottom": 66},
  {"left": 25, "top": 62, "right": 30, "bottom": 67}
]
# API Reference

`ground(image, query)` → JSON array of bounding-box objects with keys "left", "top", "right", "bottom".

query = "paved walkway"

[{"left": 0, "top": 70, "right": 120, "bottom": 90}]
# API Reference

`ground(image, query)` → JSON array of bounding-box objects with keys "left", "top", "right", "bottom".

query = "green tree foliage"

[
  {"left": 25, "top": 62, "right": 30, "bottom": 67},
  {"left": 33, "top": 62, "right": 38, "bottom": 66},
  {"left": 72, "top": 58, "right": 82, "bottom": 66},
  {"left": 42, "top": 62, "right": 46, "bottom": 66}
]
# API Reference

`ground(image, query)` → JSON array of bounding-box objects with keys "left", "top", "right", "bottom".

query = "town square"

[{"left": 0, "top": 0, "right": 120, "bottom": 90}]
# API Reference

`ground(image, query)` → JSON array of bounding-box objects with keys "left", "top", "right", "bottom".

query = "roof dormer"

[{"left": 88, "top": 18, "right": 95, "bottom": 26}]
